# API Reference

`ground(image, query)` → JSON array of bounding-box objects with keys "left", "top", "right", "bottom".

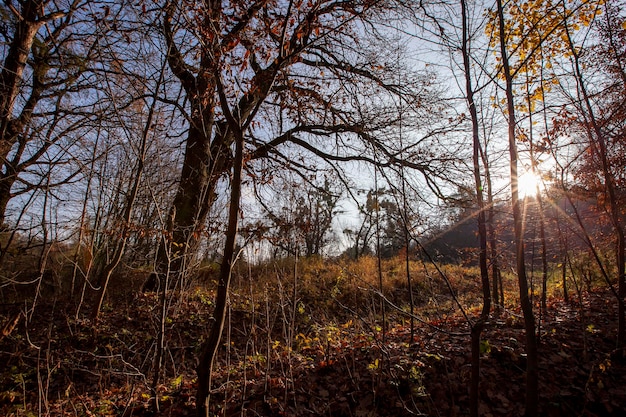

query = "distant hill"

[{"left": 420, "top": 193, "right": 616, "bottom": 267}]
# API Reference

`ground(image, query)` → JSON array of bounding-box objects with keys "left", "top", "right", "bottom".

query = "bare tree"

[
  {"left": 494, "top": 0, "right": 539, "bottom": 414},
  {"left": 0, "top": 0, "right": 107, "bottom": 230},
  {"left": 559, "top": 1, "right": 626, "bottom": 349},
  {"left": 149, "top": 0, "right": 456, "bottom": 288},
  {"left": 456, "top": 1, "right": 492, "bottom": 415},
  {"left": 150, "top": 2, "right": 458, "bottom": 415},
  {"left": 249, "top": 171, "right": 342, "bottom": 258}
]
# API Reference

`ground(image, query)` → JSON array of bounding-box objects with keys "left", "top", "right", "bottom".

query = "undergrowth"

[{"left": 0, "top": 254, "right": 621, "bottom": 416}]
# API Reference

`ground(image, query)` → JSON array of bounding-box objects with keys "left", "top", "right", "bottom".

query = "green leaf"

[{"left": 480, "top": 339, "right": 491, "bottom": 355}]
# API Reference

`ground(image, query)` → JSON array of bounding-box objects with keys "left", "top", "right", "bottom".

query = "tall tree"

[
  {"left": 0, "top": 0, "right": 101, "bottom": 230},
  {"left": 492, "top": 0, "right": 539, "bottom": 414},
  {"left": 562, "top": 0, "right": 626, "bottom": 349},
  {"left": 152, "top": 0, "right": 454, "bottom": 287},
  {"left": 484, "top": 0, "right": 607, "bottom": 411},
  {"left": 457, "top": 1, "right": 491, "bottom": 415},
  {"left": 156, "top": 2, "right": 454, "bottom": 414},
  {"left": 195, "top": 78, "right": 246, "bottom": 417}
]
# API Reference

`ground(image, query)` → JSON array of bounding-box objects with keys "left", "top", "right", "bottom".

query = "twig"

[
  {"left": 0, "top": 311, "right": 22, "bottom": 343},
  {"left": 367, "top": 287, "right": 470, "bottom": 337}
]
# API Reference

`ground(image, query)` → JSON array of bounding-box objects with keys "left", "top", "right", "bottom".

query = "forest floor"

[{"left": 0, "top": 285, "right": 625, "bottom": 417}]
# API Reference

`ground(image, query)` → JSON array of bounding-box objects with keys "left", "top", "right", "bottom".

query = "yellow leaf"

[{"left": 170, "top": 374, "right": 183, "bottom": 389}]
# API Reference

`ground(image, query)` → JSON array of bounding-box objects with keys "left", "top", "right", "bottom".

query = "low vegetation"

[{"left": 1, "top": 255, "right": 624, "bottom": 416}]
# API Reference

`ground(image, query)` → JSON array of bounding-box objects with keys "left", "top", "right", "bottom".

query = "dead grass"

[{"left": 0, "top": 253, "right": 622, "bottom": 416}]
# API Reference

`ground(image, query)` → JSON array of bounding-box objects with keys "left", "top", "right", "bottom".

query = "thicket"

[{"left": 1, "top": 246, "right": 623, "bottom": 416}]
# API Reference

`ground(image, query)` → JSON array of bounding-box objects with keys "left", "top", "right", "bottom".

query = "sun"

[{"left": 517, "top": 171, "right": 542, "bottom": 198}]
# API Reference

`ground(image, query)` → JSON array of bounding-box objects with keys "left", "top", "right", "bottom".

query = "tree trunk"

[
  {"left": 495, "top": 1, "right": 539, "bottom": 415},
  {"left": 461, "top": 1, "right": 491, "bottom": 415},
  {"left": 195, "top": 126, "right": 244, "bottom": 417},
  {"left": 524, "top": 73, "right": 549, "bottom": 330},
  {"left": 0, "top": 1, "right": 49, "bottom": 225},
  {"left": 150, "top": 124, "right": 218, "bottom": 289},
  {"left": 483, "top": 148, "right": 500, "bottom": 310},
  {"left": 0, "top": 4, "right": 45, "bottom": 155},
  {"left": 565, "top": 18, "right": 626, "bottom": 349},
  {"left": 0, "top": 179, "right": 13, "bottom": 230},
  {"left": 149, "top": 1, "right": 223, "bottom": 289}
]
